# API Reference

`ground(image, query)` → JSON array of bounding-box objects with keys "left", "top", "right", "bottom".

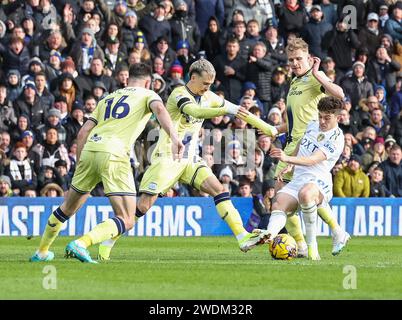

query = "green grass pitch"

[{"left": 0, "top": 236, "right": 401, "bottom": 299}]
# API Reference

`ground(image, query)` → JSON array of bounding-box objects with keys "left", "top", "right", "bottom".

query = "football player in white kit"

[{"left": 257, "top": 96, "right": 349, "bottom": 260}]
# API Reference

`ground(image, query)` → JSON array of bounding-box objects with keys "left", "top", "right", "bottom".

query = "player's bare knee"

[{"left": 298, "top": 187, "right": 313, "bottom": 204}]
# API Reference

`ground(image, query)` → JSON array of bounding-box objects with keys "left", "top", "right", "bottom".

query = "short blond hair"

[
  {"left": 189, "top": 59, "right": 216, "bottom": 78},
  {"left": 286, "top": 38, "right": 309, "bottom": 54}
]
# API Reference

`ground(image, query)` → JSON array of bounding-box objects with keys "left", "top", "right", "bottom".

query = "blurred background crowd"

[{"left": 0, "top": 0, "right": 401, "bottom": 223}]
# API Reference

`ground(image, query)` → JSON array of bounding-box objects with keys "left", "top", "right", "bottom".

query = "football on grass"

[{"left": 269, "top": 234, "right": 298, "bottom": 260}]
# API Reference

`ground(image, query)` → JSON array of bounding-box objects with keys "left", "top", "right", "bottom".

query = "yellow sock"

[
  {"left": 317, "top": 205, "right": 339, "bottom": 231},
  {"left": 78, "top": 217, "right": 125, "bottom": 248},
  {"left": 215, "top": 195, "right": 246, "bottom": 238},
  {"left": 38, "top": 208, "right": 68, "bottom": 254},
  {"left": 237, "top": 111, "right": 278, "bottom": 137},
  {"left": 98, "top": 235, "right": 122, "bottom": 260},
  {"left": 285, "top": 214, "right": 305, "bottom": 243}
]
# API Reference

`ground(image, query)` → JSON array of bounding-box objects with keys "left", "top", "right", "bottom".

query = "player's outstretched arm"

[
  {"left": 150, "top": 100, "right": 184, "bottom": 160},
  {"left": 236, "top": 107, "right": 278, "bottom": 138},
  {"left": 179, "top": 99, "right": 228, "bottom": 119},
  {"left": 76, "top": 119, "right": 97, "bottom": 163},
  {"left": 311, "top": 56, "right": 344, "bottom": 100},
  {"left": 270, "top": 147, "right": 327, "bottom": 167}
]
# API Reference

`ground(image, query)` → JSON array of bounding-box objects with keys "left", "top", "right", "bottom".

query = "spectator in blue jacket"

[
  {"left": 301, "top": 5, "right": 333, "bottom": 59},
  {"left": 385, "top": 2, "right": 402, "bottom": 43},
  {"left": 379, "top": 144, "right": 402, "bottom": 197}
]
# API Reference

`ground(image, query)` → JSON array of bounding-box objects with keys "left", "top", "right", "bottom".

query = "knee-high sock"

[
  {"left": 99, "top": 208, "right": 144, "bottom": 259},
  {"left": 300, "top": 202, "right": 318, "bottom": 246},
  {"left": 214, "top": 192, "right": 247, "bottom": 240},
  {"left": 38, "top": 207, "right": 70, "bottom": 255},
  {"left": 266, "top": 210, "right": 287, "bottom": 239},
  {"left": 317, "top": 203, "right": 341, "bottom": 234},
  {"left": 285, "top": 214, "right": 306, "bottom": 243},
  {"left": 78, "top": 217, "right": 126, "bottom": 248}
]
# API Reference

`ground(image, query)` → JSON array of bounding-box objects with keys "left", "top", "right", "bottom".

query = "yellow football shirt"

[
  {"left": 152, "top": 85, "right": 225, "bottom": 160},
  {"left": 286, "top": 69, "right": 328, "bottom": 141},
  {"left": 85, "top": 87, "right": 162, "bottom": 158}
]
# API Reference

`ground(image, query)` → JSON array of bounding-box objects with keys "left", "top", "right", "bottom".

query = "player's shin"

[
  {"left": 317, "top": 203, "right": 341, "bottom": 236},
  {"left": 266, "top": 210, "right": 287, "bottom": 240},
  {"left": 214, "top": 192, "right": 247, "bottom": 240},
  {"left": 38, "top": 207, "right": 70, "bottom": 256},
  {"left": 285, "top": 214, "right": 306, "bottom": 244},
  {"left": 78, "top": 217, "right": 126, "bottom": 248},
  {"left": 300, "top": 202, "right": 319, "bottom": 259},
  {"left": 98, "top": 208, "right": 144, "bottom": 260}
]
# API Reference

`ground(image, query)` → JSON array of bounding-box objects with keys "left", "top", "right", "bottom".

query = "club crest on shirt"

[{"left": 317, "top": 133, "right": 325, "bottom": 142}]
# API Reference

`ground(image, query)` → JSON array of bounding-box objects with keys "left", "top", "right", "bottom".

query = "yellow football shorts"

[
  {"left": 139, "top": 156, "right": 212, "bottom": 195},
  {"left": 274, "top": 139, "right": 300, "bottom": 182},
  {"left": 71, "top": 150, "right": 136, "bottom": 196}
]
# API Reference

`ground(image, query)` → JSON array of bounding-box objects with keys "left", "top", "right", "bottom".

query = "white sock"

[
  {"left": 236, "top": 231, "right": 248, "bottom": 241},
  {"left": 36, "top": 250, "right": 47, "bottom": 259},
  {"left": 75, "top": 240, "right": 87, "bottom": 249},
  {"left": 300, "top": 202, "right": 318, "bottom": 246},
  {"left": 266, "top": 210, "right": 287, "bottom": 239},
  {"left": 101, "top": 238, "right": 117, "bottom": 247}
]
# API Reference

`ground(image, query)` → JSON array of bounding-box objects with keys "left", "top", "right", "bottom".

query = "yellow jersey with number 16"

[{"left": 84, "top": 87, "right": 162, "bottom": 158}]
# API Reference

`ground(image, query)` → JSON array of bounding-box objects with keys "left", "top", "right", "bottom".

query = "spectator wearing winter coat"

[
  {"left": 78, "top": 57, "right": 116, "bottom": 100},
  {"left": 323, "top": 19, "right": 361, "bottom": 79},
  {"left": 69, "top": 28, "right": 105, "bottom": 74},
  {"left": 151, "top": 36, "right": 177, "bottom": 74},
  {"left": 201, "top": 16, "right": 225, "bottom": 61},
  {"left": 334, "top": 154, "right": 370, "bottom": 198},
  {"left": 374, "top": 84, "right": 391, "bottom": 118},
  {"left": 390, "top": 110, "right": 402, "bottom": 147},
  {"left": 13, "top": 82, "right": 47, "bottom": 129},
  {"left": 36, "top": 127, "right": 70, "bottom": 172},
  {"left": 38, "top": 30, "right": 68, "bottom": 65},
  {"left": 366, "top": 46, "right": 401, "bottom": 96},
  {"left": 5, "top": 69, "right": 23, "bottom": 103},
  {"left": 228, "top": 0, "right": 271, "bottom": 32},
  {"left": 213, "top": 37, "right": 247, "bottom": 103},
  {"left": 245, "top": 41, "right": 275, "bottom": 118},
  {"left": 277, "top": 0, "right": 309, "bottom": 39},
  {"left": 379, "top": 144, "right": 402, "bottom": 197},
  {"left": 384, "top": 2, "right": 402, "bottom": 43},
  {"left": 96, "top": 0, "right": 128, "bottom": 27},
  {"left": 138, "top": 3, "right": 171, "bottom": 48},
  {"left": 3, "top": 142, "right": 37, "bottom": 196},
  {"left": 34, "top": 72, "right": 54, "bottom": 111},
  {"left": 10, "top": 114, "right": 30, "bottom": 145},
  {"left": 263, "top": 25, "right": 287, "bottom": 65},
  {"left": 358, "top": 13, "right": 383, "bottom": 59},
  {"left": 35, "top": 109, "right": 67, "bottom": 146},
  {"left": 63, "top": 100, "right": 87, "bottom": 149},
  {"left": 341, "top": 61, "right": 374, "bottom": 109},
  {"left": 0, "top": 84, "right": 17, "bottom": 133},
  {"left": 301, "top": 5, "right": 333, "bottom": 59},
  {"left": 170, "top": 0, "right": 201, "bottom": 55},
  {"left": 0, "top": 37, "right": 30, "bottom": 76},
  {"left": 195, "top": 0, "right": 225, "bottom": 35},
  {"left": 369, "top": 166, "right": 392, "bottom": 197},
  {"left": 20, "top": 130, "right": 41, "bottom": 176},
  {"left": 120, "top": 10, "right": 141, "bottom": 52}
]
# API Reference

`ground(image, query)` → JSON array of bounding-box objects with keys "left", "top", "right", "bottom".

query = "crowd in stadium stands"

[{"left": 0, "top": 0, "right": 401, "bottom": 210}]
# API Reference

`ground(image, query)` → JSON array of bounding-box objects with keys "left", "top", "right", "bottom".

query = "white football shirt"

[{"left": 293, "top": 120, "right": 344, "bottom": 184}]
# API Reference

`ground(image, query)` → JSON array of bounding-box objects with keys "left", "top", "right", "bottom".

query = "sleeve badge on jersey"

[{"left": 148, "top": 182, "right": 158, "bottom": 191}]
